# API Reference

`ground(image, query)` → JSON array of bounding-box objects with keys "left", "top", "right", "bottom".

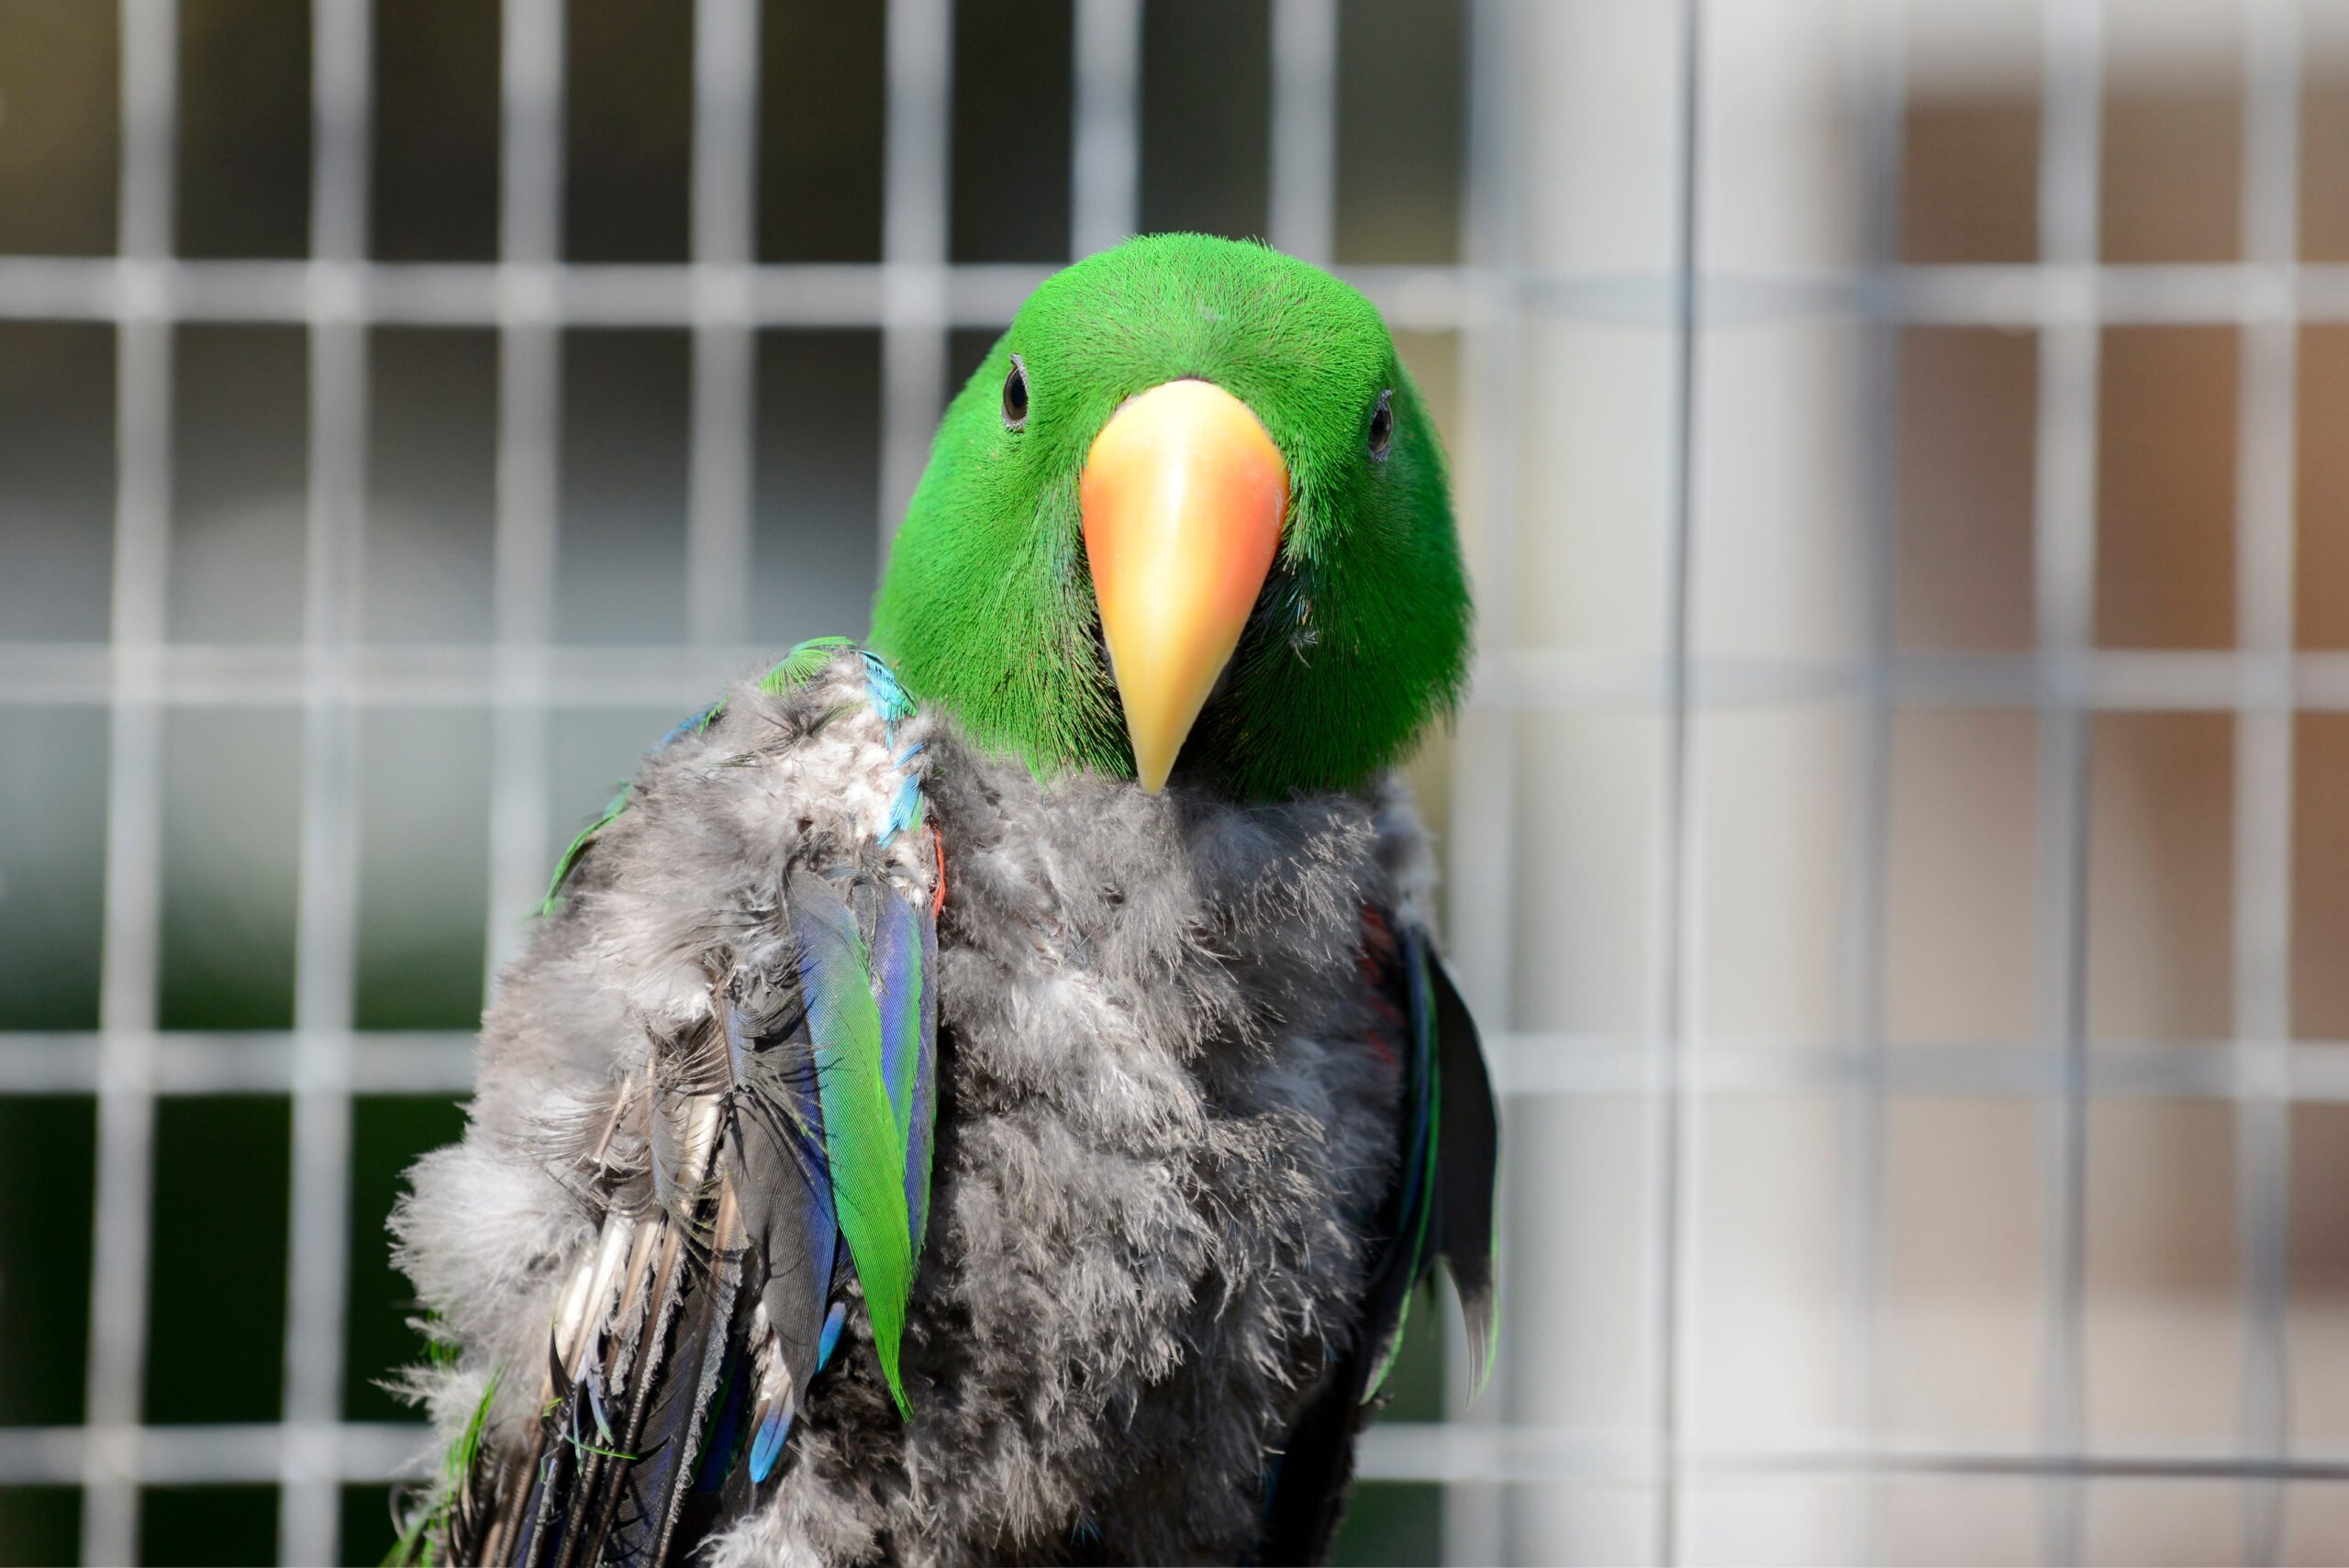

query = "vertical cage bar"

[
  {"left": 1844, "top": 0, "right": 1906, "bottom": 1560},
  {"left": 687, "top": 0, "right": 760, "bottom": 650},
  {"left": 484, "top": 0, "right": 564, "bottom": 984},
  {"left": 279, "top": 2, "right": 373, "bottom": 1559},
  {"left": 83, "top": 2, "right": 179, "bottom": 1560},
  {"left": 879, "top": 0, "right": 952, "bottom": 552},
  {"left": 1442, "top": 1, "right": 1523, "bottom": 1559},
  {"left": 2033, "top": 0, "right": 2102, "bottom": 1559},
  {"left": 2234, "top": 1, "right": 2302, "bottom": 1561},
  {"left": 1070, "top": 0, "right": 1141, "bottom": 258},
  {"left": 1651, "top": 0, "right": 1708, "bottom": 1558},
  {"left": 1267, "top": 0, "right": 1337, "bottom": 265}
]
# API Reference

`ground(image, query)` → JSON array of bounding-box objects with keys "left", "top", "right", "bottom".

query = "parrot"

[{"left": 387, "top": 233, "right": 1497, "bottom": 1568}]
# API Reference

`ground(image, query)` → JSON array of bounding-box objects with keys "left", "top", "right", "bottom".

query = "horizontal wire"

[
  {"left": 0, "top": 1423, "right": 432, "bottom": 1487},
  {"left": 0, "top": 1031, "right": 476, "bottom": 1095},
  {"left": 12, "top": 1419, "right": 2349, "bottom": 1490},
  {"left": 6, "top": 1030, "right": 2349, "bottom": 1104},
  {"left": 2, "top": 644, "right": 2347, "bottom": 712},
  {"left": 1354, "top": 1425, "right": 2349, "bottom": 1487},
  {"left": 5, "top": 257, "right": 2349, "bottom": 331}
]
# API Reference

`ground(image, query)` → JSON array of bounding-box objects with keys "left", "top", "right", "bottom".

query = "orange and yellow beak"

[{"left": 1079, "top": 380, "right": 1289, "bottom": 793}]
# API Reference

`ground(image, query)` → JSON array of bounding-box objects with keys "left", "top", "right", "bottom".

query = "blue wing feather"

[
  {"left": 787, "top": 871, "right": 918, "bottom": 1414},
  {"left": 868, "top": 884, "right": 939, "bottom": 1258}
]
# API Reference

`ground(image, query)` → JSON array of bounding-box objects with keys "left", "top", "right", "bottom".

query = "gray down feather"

[{"left": 391, "top": 651, "right": 1434, "bottom": 1565}]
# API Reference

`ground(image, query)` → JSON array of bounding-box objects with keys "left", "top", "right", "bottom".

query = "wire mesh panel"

[{"left": 2, "top": 1, "right": 2349, "bottom": 1564}]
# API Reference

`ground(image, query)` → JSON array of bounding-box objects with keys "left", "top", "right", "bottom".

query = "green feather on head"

[{"left": 874, "top": 233, "right": 1471, "bottom": 801}]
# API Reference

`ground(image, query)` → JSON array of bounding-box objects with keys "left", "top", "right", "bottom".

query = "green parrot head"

[{"left": 871, "top": 233, "right": 1471, "bottom": 801}]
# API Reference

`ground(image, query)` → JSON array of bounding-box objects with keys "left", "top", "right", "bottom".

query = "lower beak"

[{"left": 1079, "top": 380, "right": 1289, "bottom": 793}]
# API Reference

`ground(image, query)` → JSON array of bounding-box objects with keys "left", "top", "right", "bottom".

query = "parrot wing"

[
  {"left": 441, "top": 644, "right": 939, "bottom": 1568},
  {"left": 1255, "top": 908, "right": 1498, "bottom": 1565}
]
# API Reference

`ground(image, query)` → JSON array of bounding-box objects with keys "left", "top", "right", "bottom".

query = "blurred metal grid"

[{"left": 0, "top": 1, "right": 2334, "bottom": 1564}]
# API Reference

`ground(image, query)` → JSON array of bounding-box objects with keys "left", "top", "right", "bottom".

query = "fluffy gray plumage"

[{"left": 393, "top": 651, "right": 1432, "bottom": 1565}]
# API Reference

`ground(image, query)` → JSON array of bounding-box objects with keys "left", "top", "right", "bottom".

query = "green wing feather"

[
  {"left": 787, "top": 870, "right": 918, "bottom": 1418},
  {"left": 541, "top": 788, "right": 630, "bottom": 917},
  {"left": 757, "top": 635, "right": 857, "bottom": 697}
]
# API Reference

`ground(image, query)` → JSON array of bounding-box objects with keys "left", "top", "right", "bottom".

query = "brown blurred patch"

[
  {"left": 2297, "top": 328, "right": 2349, "bottom": 650},
  {"left": 2101, "top": 83, "right": 2243, "bottom": 264},
  {"left": 1886, "top": 709, "right": 2038, "bottom": 1045},
  {"left": 2088, "top": 712, "right": 2235, "bottom": 1043},
  {"left": 2289, "top": 1103, "right": 2349, "bottom": 1447},
  {"left": 1897, "top": 328, "right": 2039, "bottom": 651},
  {"left": 2295, "top": 715, "right": 2349, "bottom": 1040},
  {"left": 2096, "top": 327, "right": 2240, "bottom": 650},
  {"left": 2084, "top": 1100, "right": 2243, "bottom": 1443},
  {"left": 2302, "top": 60, "right": 2349, "bottom": 262},
  {"left": 0, "top": 3, "right": 117, "bottom": 255},
  {"left": 1901, "top": 91, "right": 2040, "bottom": 264}
]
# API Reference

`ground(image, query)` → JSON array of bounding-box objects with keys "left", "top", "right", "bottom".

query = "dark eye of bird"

[
  {"left": 1366, "top": 389, "right": 1394, "bottom": 462},
  {"left": 1003, "top": 354, "right": 1030, "bottom": 430}
]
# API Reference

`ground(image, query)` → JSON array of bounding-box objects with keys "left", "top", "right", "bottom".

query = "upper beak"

[{"left": 1079, "top": 379, "right": 1289, "bottom": 793}]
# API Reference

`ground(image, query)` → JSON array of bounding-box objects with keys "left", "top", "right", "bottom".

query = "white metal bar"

[
  {"left": 686, "top": 0, "right": 760, "bottom": 649},
  {"left": 2236, "top": 3, "right": 2302, "bottom": 1562},
  {"left": 14, "top": 642, "right": 2349, "bottom": 715},
  {"left": 879, "top": 0, "right": 952, "bottom": 553},
  {"left": 1267, "top": 0, "right": 1337, "bottom": 264},
  {"left": 1437, "top": 3, "right": 1522, "bottom": 1561},
  {"left": 26, "top": 1418, "right": 2349, "bottom": 1493},
  {"left": 2034, "top": 1, "right": 2102, "bottom": 1560},
  {"left": 1353, "top": 1424, "right": 2349, "bottom": 1486},
  {"left": 278, "top": 4, "right": 373, "bottom": 1561},
  {"left": 484, "top": 0, "right": 564, "bottom": 984},
  {"left": 1844, "top": 1, "right": 1906, "bottom": 1560},
  {"left": 1, "top": 1423, "right": 435, "bottom": 1488},
  {"left": 1649, "top": 0, "right": 1707, "bottom": 1558},
  {"left": 20, "top": 1030, "right": 2349, "bottom": 1105},
  {"left": 0, "top": 1033, "right": 481, "bottom": 1095},
  {"left": 17, "top": 256, "right": 2349, "bottom": 332},
  {"left": 1442, "top": 1, "right": 1525, "bottom": 1562},
  {"left": 83, "top": 3, "right": 178, "bottom": 1560},
  {"left": 1070, "top": 0, "right": 1141, "bottom": 258}
]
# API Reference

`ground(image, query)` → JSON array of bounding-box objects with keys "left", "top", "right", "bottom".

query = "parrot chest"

[{"left": 850, "top": 740, "right": 1419, "bottom": 1561}]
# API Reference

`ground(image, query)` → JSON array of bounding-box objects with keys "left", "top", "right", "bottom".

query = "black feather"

[
  {"left": 1429, "top": 953, "right": 1498, "bottom": 1392},
  {"left": 1254, "top": 908, "right": 1500, "bottom": 1565}
]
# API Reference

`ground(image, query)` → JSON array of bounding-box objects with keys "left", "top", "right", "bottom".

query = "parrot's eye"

[
  {"left": 1003, "top": 354, "right": 1030, "bottom": 430},
  {"left": 1366, "top": 389, "right": 1394, "bottom": 462}
]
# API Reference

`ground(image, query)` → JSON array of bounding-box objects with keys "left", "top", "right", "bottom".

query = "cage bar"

[
  {"left": 2031, "top": 0, "right": 2103, "bottom": 1560},
  {"left": 483, "top": 0, "right": 564, "bottom": 990},
  {"left": 275, "top": 2, "right": 376, "bottom": 1560},
  {"left": 78, "top": 2, "right": 181, "bottom": 1562},
  {"left": 685, "top": 0, "right": 763, "bottom": 651},
  {"left": 879, "top": 0, "right": 952, "bottom": 552},
  {"left": 2235, "top": 2, "right": 2305, "bottom": 1562}
]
